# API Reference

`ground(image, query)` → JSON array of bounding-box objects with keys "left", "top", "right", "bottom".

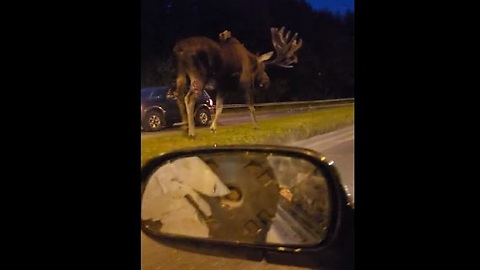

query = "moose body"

[{"left": 172, "top": 27, "right": 302, "bottom": 138}]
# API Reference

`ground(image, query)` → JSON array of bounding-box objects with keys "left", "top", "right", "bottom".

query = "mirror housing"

[{"left": 141, "top": 145, "right": 353, "bottom": 269}]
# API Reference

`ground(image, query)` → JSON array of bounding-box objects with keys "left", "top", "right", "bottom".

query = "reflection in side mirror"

[{"left": 141, "top": 148, "right": 332, "bottom": 247}]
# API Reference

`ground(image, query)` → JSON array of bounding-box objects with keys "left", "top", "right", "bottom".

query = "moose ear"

[
  {"left": 258, "top": 51, "right": 274, "bottom": 62},
  {"left": 219, "top": 30, "right": 232, "bottom": 42}
]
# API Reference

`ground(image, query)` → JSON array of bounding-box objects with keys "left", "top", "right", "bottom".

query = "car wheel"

[
  {"left": 195, "top": 108, "right": 211, "bottom": 126},
  {"left": 142, "top": 110, "right": 164, "bottom": 132}
]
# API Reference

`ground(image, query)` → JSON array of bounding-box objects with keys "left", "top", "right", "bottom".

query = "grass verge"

[{"left": 141, "top": 104, "right": 354, "bottom": 166}]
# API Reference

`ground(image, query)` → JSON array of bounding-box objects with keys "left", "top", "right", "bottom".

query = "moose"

[{"left": 170, "top": 26, "right": 303, "bottom": 138}]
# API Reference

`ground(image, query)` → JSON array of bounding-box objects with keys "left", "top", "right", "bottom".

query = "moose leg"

[
  {"left": 210, "top": 95, "right": 223, "bottom": 133},
  {"left": 176, "top": 98, "right": 188, "bottom": 133},
  {"left": 175, "top": 71, "right": 189, "bottom": 133},
  {"left": 185, "top": 79, "right": 204, "bottom": 138},
  {"left": 245, "top": 87, "right": 259, "bottom": 129}
]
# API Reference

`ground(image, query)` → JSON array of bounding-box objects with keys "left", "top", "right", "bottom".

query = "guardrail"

[{"left": 222, "top": 97, "right": 354, "bottom": 110}]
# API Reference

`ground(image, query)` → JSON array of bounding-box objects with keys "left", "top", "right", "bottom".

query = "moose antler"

[{"left": 265, "top": 26, "right": 303, "bottom": 68}]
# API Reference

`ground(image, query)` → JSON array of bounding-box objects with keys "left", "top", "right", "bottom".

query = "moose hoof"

[
  {"left": 210, "top": 128, "right": 217, "bottom": 134},
  {"left": 188, "top": 134, "right": 196, "bottom": 140}
]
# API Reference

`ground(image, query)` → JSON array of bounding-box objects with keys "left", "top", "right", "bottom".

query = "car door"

[{"left": 156, "top": 87, "right": 181, "bottom": 124}]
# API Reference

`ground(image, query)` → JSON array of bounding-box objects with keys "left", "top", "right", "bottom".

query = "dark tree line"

[{"left": 141, "top": 0, "right": 354, "bottom": 103}]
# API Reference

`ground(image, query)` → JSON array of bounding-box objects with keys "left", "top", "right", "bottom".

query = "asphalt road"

[{"left": 141, "top": 125, "right": 354, "bottom": 270}]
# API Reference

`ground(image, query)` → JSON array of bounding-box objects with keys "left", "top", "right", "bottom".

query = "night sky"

[{"left": 306, "top": 0, "right": 354, "bottom": 13}]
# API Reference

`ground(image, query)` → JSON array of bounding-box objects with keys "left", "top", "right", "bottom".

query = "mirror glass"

[{"left": 141, "top": 151, "right": 331, "bottom": 246}]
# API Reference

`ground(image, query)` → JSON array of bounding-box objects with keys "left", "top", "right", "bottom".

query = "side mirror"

[{"left": 141, "top": 145, "right": 353, "bottom": 269}]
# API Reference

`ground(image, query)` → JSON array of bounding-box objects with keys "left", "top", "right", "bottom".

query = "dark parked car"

[{"left": 141, "top": 86, "right": 215, "bottom": 132}]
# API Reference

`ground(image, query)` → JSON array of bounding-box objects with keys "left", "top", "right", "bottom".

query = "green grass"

[{"left": 141, "top": 104, "right": 354, "bottom": 165}]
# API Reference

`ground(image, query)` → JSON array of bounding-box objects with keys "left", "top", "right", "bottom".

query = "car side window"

[
  {"left": 152, "top": 89, "right": 165, "bottom": 101},
  {"left": 141, "top": 89, "right": 152, "bottom": 99}
]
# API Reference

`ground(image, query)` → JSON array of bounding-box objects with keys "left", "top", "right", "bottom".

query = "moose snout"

[{"left": 258, "top": 76, "right": 270, "bottom": 89}]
